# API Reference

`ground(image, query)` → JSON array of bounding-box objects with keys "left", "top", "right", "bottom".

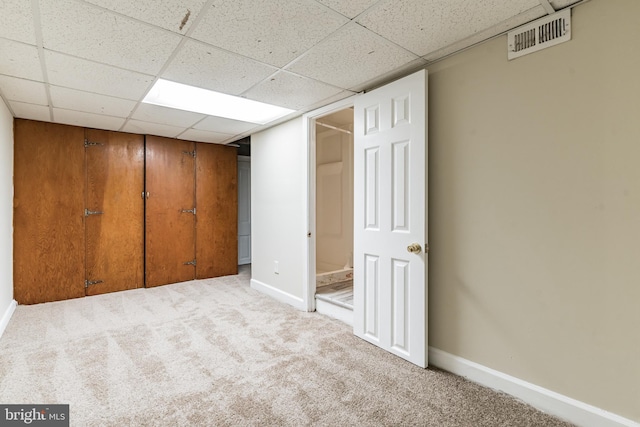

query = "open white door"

[{"left": 353, "top": 69, "right": 428, "bottom": 368}]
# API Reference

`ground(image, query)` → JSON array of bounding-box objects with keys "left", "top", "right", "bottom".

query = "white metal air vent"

[{"left": 507, "top": 9, "right": 571, "bottom": 60}]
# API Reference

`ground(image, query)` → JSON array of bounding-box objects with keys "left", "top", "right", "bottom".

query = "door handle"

[{"left": 407, "top": 243, "right": 422, "bottom": 254}]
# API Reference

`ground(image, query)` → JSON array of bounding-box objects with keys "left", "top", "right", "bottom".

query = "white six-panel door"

[{"left": 353, "top": 70, "right": 428, "bottom": 368}]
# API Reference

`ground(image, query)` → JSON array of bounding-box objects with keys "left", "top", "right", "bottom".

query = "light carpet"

[{"left": 0, "top": 267, "right": 573, "bottom": 426}]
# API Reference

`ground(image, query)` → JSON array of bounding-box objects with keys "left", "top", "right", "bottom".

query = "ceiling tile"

[
  {"left": 316, "top": 0, "right": 379, "bottom": 19},
  {"left": 244, "top": 71, "right": 347, "bottom": 110},
  {"left": 287, "top": 23, "right": 418, "bottom": 89},
  {"left": 132, "top": 103, "right": 205, "bottom": 128},
  {"left": 190, "top": 0, "right": 349, "bottom": 67},
  {"left": 39, "top": 0, "right": 182, "bottom": 75},
  {"left": 0, "top": 39, "right": 43, "bottom": 81},
  {"left": 0, "top": 75, "right": 47, "bottom": 105},
  {"left": 122, "top": 119, "right": 184, "bottom": 138},
  {"left": 179, "top": 129, "right": 234, "bottom": 144},
  {"left": 422, "top": 6, "right": 546, "bottom": 62},
  {"left": 194, "top": 116, "right": 259, "bottom": 135},
  {"left": 0, "top": 0, "right": 36, "bottom": 44},
  {"left": 50, "top": 86, "right": 136, "bottom": 117},
  {"left": 82, "top": 0, "right": 209, "bottom": 34},
  {"left": 0, "top": 0, "right": 584, "bottom": 135},
  {"left": 9, "top": 101, "right": 50, "bottom": 121},
  {"left": 53, "top": 108, "right": 125, "bottom": 131},
  {"left": 357, "top": 0, "right": 541, "bottom": 56},
  {"left": 163, "top": 40, "right": 277, "bottom": 95},
  {"left": 45, "top": 51, "right": 154, "bottom": 101}
]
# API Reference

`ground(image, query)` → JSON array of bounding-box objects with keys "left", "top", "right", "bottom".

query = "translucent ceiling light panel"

[{"left": 142, "top": 79, "right": 295, "bottom": 125}]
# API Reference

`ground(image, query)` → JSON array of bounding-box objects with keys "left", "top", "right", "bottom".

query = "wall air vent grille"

[{"left": 508, "top": 9, "right": 571, "bottom": 60}]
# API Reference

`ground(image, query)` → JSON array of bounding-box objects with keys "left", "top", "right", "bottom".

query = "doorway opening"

[{"left": 313, "top": 107, "right": 355, "bottom": 325}]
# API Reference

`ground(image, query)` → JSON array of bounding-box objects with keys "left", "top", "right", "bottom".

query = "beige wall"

[
  {"left": 0, "top": 98, "right": 14, "bottom": 326},
  {"left": 251, "top": 117, "right": 306, "bottom": 300},
  {"left": 426, "top": 0, "right": 639, "bottom": 421},
  {"left": 316, "top": 127, "right": 354, "bottom": 273}
]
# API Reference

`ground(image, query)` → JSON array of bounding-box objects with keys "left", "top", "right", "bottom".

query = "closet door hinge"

[
  {"left": 85, "top": 279, "right": 103, "bottom": 288},
  {"left": 85, "top": 208, "right": 104, "bottom": 216},
  {"left": 183, "top": 259, "right": 197, "bottom": 266},
  {"left": 182, "top": 150, "right": 196, "bottom": 157},
  {"left": 84, "top": 139, "right": 104, "bottom": 148}
]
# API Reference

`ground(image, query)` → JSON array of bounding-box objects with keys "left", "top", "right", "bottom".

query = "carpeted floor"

[{"left": 0, "top": 267, "right": 573, "bottom": 426}]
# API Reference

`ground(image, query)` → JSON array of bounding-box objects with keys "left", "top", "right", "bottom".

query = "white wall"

[
  {"left": 426, "top": 0, "right": 639, "bottom": 422},
  {"left": 250, "top": 117, "right": 306, "bottom": 306},
  {"left": 0, "top": 98, "right": 15, "bottom": 335}
]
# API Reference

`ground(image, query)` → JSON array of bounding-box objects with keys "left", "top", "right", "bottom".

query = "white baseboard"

[
  {"left": 0, "top": 299, "right": 17, "bottom": 339},
  {"left": 250, "top": 279, "right": 306, "bottom": 311},
  {"left": 428, "top": 347, "right": 639, "bottom": 427}
]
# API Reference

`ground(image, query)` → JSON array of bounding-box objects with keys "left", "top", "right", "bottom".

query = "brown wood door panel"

[
  {"left": 196, "top": 142, "right": 238, "bottom": 279},
  {"left": 85, "top": 130, "right": 144, "bottom": 296},
  {"left": 145, "top": 135, "right": 196, "bottom": 287},
  {"left": 14, "top": 119, "right": 86, "bottom": 304}
]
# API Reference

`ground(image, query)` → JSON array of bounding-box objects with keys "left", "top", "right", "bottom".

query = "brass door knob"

[{"left": 407, "top": 243, "right": 422, "bottom": 254}]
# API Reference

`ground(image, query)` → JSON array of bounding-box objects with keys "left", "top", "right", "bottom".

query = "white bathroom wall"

[{"left": 315, "top": 126, "right": 353, "bottom": 273}]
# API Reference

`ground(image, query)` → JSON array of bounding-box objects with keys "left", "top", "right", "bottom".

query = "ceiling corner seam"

[
  {"left": 538, "top": 0, "right": 557, "bottom": 15},
  {"left": 31, "top": 0, "right": 54, "bottom": 122}
]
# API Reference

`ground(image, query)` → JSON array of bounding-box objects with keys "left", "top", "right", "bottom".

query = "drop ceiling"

[{"left": 0, "top": 0, "right": 582, "bottom": 144}]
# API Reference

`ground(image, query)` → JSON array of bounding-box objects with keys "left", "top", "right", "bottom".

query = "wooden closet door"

[
  {"left": 145, "top": 135, "right": 196, "bottom": 287},
  {"left": 196, "top": 142, "right": 238, "bottom": 279},
  {"left": 14, "top": 120, "right": 86, "bottom": 304},
  {"left": 85, "top": 130, "right": 144, "bottom": 296}
]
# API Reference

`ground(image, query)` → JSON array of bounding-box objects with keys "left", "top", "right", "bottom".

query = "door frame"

[
  {"left": 237, "top": 155, "right": 251, "bottom": 266},
  {"left": 302, "top": 95, "right": 357, "bottom": 312}
]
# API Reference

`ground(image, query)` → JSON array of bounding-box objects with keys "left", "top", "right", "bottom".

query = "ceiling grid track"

[
  {"left": 118, "top": 0, "right": 218, "bottom": 133},
  {"left": 538, "top": 0, "right": 557, "bottom": 15},
  {"left": 31, "top": 0, "right": 54, "bottom": 122}
]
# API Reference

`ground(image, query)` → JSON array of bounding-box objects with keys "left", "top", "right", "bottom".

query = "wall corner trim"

[
  {"left": 428, "top": 347, "right": 639, "bottom": 427},
  {"left": 0, "top": 299, "right": 17, "bottom": 339},
  {"left": 250, "top": 279, "right": 306, "bottom": 311}
]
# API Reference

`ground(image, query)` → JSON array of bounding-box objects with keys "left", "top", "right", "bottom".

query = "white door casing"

[
  {"left": 353, "top": 70, "right": 428, "bottom": 368},
  {"left": 238, "top": 157, "right": 251, "bottom": 265}
]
